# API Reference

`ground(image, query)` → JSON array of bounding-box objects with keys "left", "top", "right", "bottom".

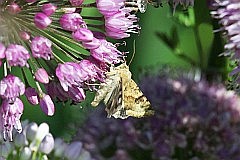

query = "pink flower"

[
  {"left": 69, "top": 0, "right": 84, "bottom": 6},
  {"left": 0, "top": 98, "right": 24, "bottom": 141},
  {"left": 19, "top": 31, "right": 31, "bottom": 41},
  {"left": 96, "top": 0, "right": 125, "bottom": 16},
  {"left": 56, "top": 62, "right": 85, "bottom": 91},
  {"left": 31, "top": 36, "right": 53, "bottom": 60},
  {"left": 41, "top": 3, "right": 57, "bottom": 16},
  {"left": 34, "top": 12, "right": 52, "bottom": 29},
  {"left": 82, "top": 37, "right": 100, "bottom": 49},
  {"left": 25, "top": 87, "right": 39, "bottom": 105},
  {"left": 60, "top": 13, "right": 84, "bottom": 31},
  {"left": 35, "top": 68, "right": 49, "bottom": 84},
  {"left": 72, "top": 28, "right": 94, "bottom": 42},
  {"left": 0, "top": 74, "right": 25, "bottom": 103},
  {"left": 90, "top": 39, "right": 123, "bottom": 64},
  {"left": 40, "top": 94, "right": 55, "bottom": 116},
  {"left": 7, "top": 3, "right": 21, "bottom": 14},
  {"left": 68, "top": 86, "right": 86, "bottom": 103},
  {"left": 5, "top": 44, "right": 30, "bottom": 67},
  {"left": 105, "top": 9, "right": 140, "bottom": 39}
]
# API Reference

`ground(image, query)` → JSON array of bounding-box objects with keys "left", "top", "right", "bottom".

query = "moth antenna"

[{"left": 128, "top": 39, "right": 136, "bottom": 66}]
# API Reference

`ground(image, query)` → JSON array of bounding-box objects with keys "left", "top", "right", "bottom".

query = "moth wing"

[
  {"left": 91, "top": 75, "right": 118, "bottom": 107},
  {"left": 104, "top": 79, "right": 125, "bottom": 118},
  {"left": 123, "top": 79, "right": 154, "bottom": 118}
]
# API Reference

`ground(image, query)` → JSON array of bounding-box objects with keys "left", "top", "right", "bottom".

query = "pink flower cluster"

[
  {"left": 0, "top": 0, "right": 142, "bottom": 141},
  {"left": 96, "top": 0, "right": 140, "bottom": 39}
]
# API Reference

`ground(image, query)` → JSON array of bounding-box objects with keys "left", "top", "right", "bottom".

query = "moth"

[{"left": 91, "top": 63, "right": 154, "bottom": 119}]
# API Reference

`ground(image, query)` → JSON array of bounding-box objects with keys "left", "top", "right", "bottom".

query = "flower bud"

[
  {"left": 7, "top": 3, "right": 21, "bottom": 14},
  {"left": 69, "top": 0, "right": 84, "bottom": 6},
  {"left": 42, "top": 3, "right": 57, "bottom": 16},
  {"left": 25, "top": 87, "right": 39, "bottom": 105},
  {"left": 72, "top": 28, "right": 94, "bottom": 42},
  {"left": 39, "top": 133, "right": 54, "bottom": 154},
  {"left": 60, "top": 13, "right": 83, "bottom": 31},
  {"left": 15, "top": 132, "right": 28, "bottom": 147},
  {"left": 64, "top": 141, "right": 82, "bottom": 160},
  {"left": 26, "top": 122, "right": 38, "bottom": 141},
  {"left": 78, "top": 149, "right": 91, "bottom": 160},
  {"left": 82, "top": 38, "right": 100, "bottom": 49},
  {"left": 0, "top": 142, "right": 13, "bottom": 158},
  {"left": 35, "top": 68, "right": 49, "bottom": 84},
  {"left": 34, "top": 12, "right": 52, "bottom": 29},
  {"left": 30, "top": 123, "right": 49, "bottom": 151},
  {"left": 20, "top": 147, "right": 32, "bottom": 160},
  {"left": 54, "top": 138, "right": 67, "bottom": 157},
  {"left": 19, "top": 31, "right": 31, "bottom": 41},
  {"left": 40, "top": 94, "right": 55, "bottom": 116},
  {"left": 0, "top": 43, "right": 6, "bottom": 59},
  {"left": 31, "top": 36, "right": 53, "bottom": 60}
]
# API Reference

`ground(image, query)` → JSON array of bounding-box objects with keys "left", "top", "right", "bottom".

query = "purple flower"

[
  {"left": 82, "top": 37, "right": 100, "bottom": 49},
  {"left": 34, "top": 12, "right": 52, "bottom": 29},
  {"left": 90, "top": 39, "right": 123, "bottom": 64},
  {"left": 67, "top": 86, "right": 86, "bottom": 103},
  {"left": 41, "top": 3, "right": 57, "bottom": 16},
  {"left": 19, "top": 31, "right": 30, "bottom": 41},
  {"left": 25, "top": 87, "right": 39, "bottom": 105},
  {"left": 69, "top": 0, "right": 84, "bottom": 6},
  {"left": 56, "top": 62, "right": 85, "bottom": 91},
  {"left": 105, "top": 9, "right": 140, "bottom": 39},
  {"left": 72, "top": 28, "right": 94, "bottom": 42},
  {"left": 7, "top": 2, "right": 21, "bottom": 14},
  {"left": 35, "top": 68, "right": 49, "bottom": 84},
  {"left": 0, "top": 74, "right": 25, "bottom": 103},
  {"left": 96, "top": 0, "right": 125, "bottom": 16},
  {"left": 211, "top": 1, "right": 240, "bottom": 58},
  {"left": 0, "top": 98, "right": 24, "bottom": 141},
  {"left": 40, "top": 94, "right": 55, "bottom": 116},
  {"left": 5, "top": 44, "right": 30, "bottom": 67},
  {"left": 31, "top": 36, "right": 53, "bottom": 60},
  {"left": 60, "top": 13, "right": 84, "bottom": 31},
  {"left": 45, "top": 81, "right": 69, "bottom": 102}
]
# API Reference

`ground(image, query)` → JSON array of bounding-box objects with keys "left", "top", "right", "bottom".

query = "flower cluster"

[
  {"left": 211, "top": 0, "right": 240, "bottom": 57},
  {"left": 74, "top": 73, "right": 240, "bottom": 160},
  {"left": 0, "top": 120, "right": 92, "bottom": 160},
  {"left": 0, "top": 0, "right": 142, "bottom": 140}
]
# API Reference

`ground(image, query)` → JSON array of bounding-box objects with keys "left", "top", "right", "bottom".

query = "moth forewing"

[{"left": 91, "top": 63, "right": 154, "bottom": 119}]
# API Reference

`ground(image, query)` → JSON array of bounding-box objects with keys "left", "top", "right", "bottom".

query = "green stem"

[{"left": 193, "top": 26, "right": 204, "bottom": 71}]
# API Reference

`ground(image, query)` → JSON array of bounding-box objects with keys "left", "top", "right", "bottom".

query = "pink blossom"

[
  {"left": 56, "top": 62, "right": 85, "bottom": 91},
  {"left": 7, "top": 3, "right": 21, "bottom": 14},
  {"left": 0, "top": 98, "right": 24, "bottom": 141},
  {"left": 41, "top": 3, "right": 57, "bottom": 16},
  {"left": 72, "top": 28, "right": 94, "bottom": 42},
  {"left": 25, "top": 87, "right": 39, "bottom": 105},
  {"left": 40, "top": 94, "right": 55, "bottom": 116},
  {"left": 90, "top": 39, "right": 123, "bottom": 64},
  {"left": 105, "top": 9, "right": 140, "bottom": 39},
  {"left": 5, "top": 44, "right": 30, "bottom": 67},
  {"left": 96, "top": 0, "right": 125, "bottom": 16},
  {"left": 0, "top": 74, "right": 25, "bottom": 103},
  {"left": 34, "top": 12, "right": 52, "bottom": 29},
  {"left": 31, "top": 36, "right": 53, "bottom": 60},
  {"left": 69, "top": 0, "right": 84, "bottom": 6},
  {"left": 35, "top": 68, "right": 49, "bottom": 84},
  {"left": 60, "top": 13, "right": 84, "bottom": 31}
]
